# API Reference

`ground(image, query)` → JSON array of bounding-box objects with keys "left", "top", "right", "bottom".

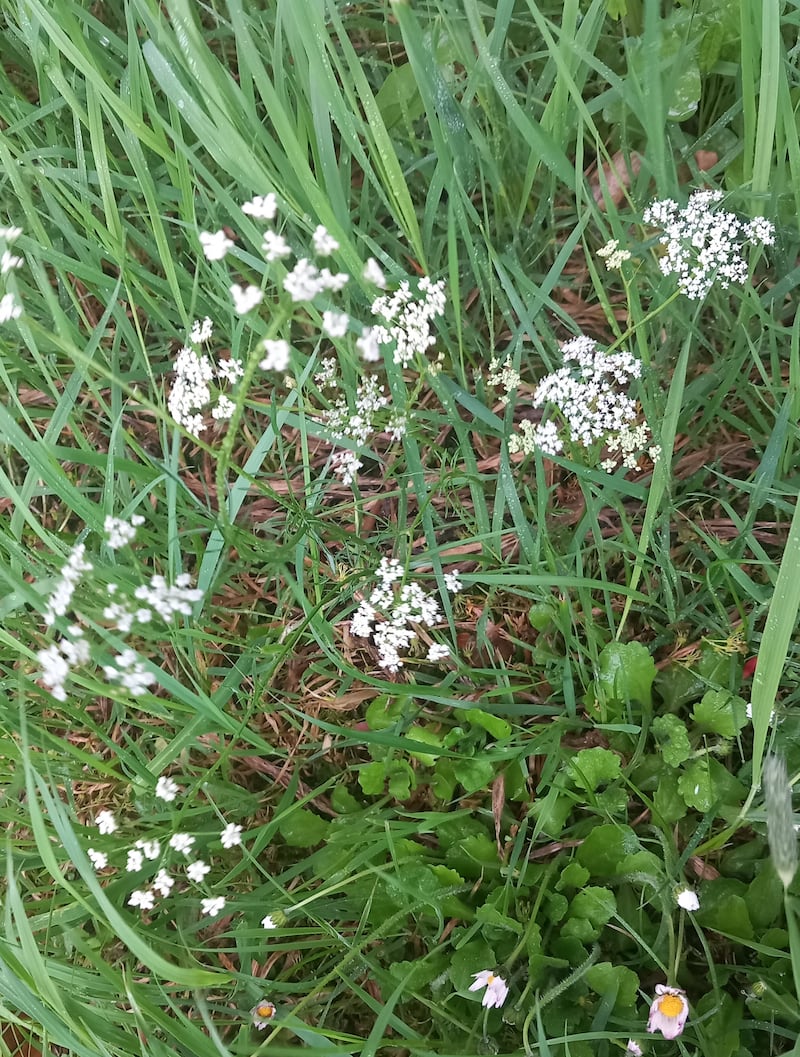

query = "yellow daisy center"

[
  {"left": 487, "top": 974, "right": 495, "bottom": 984},
  {"left": 256, "top": 1002, "right": 276, "bottom": 1019},
  {"left": 658, "top": 994, "right": 684, "bottom": 1017}
]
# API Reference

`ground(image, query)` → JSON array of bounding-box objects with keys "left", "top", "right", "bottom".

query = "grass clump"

[{"left": 1, "top": 1, "right": 800, "bottom": 1055}]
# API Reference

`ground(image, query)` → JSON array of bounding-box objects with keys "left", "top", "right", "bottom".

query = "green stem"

[{"left": 215, "top": 306, "right": 292, "bottom": 530}]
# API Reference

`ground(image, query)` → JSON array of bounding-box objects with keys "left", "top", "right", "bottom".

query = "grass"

[{"left": 1, "top": 0, "right": 800, "bottom": 1054}]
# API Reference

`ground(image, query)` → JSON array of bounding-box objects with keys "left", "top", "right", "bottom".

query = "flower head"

[
  {"left": 128, "top": 889, "right": 155, "bottom": 911},
  {"left": 169, "top": 832, "right": 195, "bottom": 855},
  {"left": 626, "top": 1042, "right": 643, "bottom": 1056},
  {"left": 468, "top": 969, "right": 509, "bottom": 1009},
  {"left": 200, "top": 896, "right": 226, "bottom": 918},
  {"left": 87, "top": 848, "right": 108, "bottom": 870},
  {"left": 95, "top": 810, "right": 117, "bottom": 835},
  {"left": 259, "top": 338, "right": 291, "bottom": 372},
  {"left": 647, "top": 985, "right": 689, "bottom": 1040},
  {"left": 251, "top": 999, "right": 277, "bottom": 1029},
  {"left": 220, "top": 823, "right": 243, "bottom": 849},
  {"left": 155, "top": 776, "right": 180, "bottom": 803},
  {"left": 200, "top": 230, "right": 234, "bottom": 261},
  {"left": 104, "top": 514, "right": 144, "bottom": 550},
  {"left": 242, "top": 194, "right": 277, "bottom": 220},
  {"left": 675, "top": 887, "right": 700, "bottom": 911},
  {"left": 230, "top": 283, "right": 264, "bottom": 315},
  {"left": 187, "top": 859, "right": 211, "bottom": 883},
  {"left": 312, "top": 225, "right": 339, "bottom": 256},
  {"left": 643, "top": 190, "right": 774, "bottom": 299}
]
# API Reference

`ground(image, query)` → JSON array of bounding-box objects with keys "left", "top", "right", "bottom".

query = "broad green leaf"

[
  {"left": 556, "top": 862, "right": 590, "bottom": 891},
  {"left": 453, "top": 756, "right": 495, "bottom": 794},
  {"left": 567, "top": 747, "right": 622, "bottom": 791},
  {"left": 653, "top": 769, "right": 688, "bottom": 823},
  {"left": 569, "top": 887, "right": 616, "bottom": 928},
  {"left": 595, "top": 641, "right": 656, "bottom": 708},
  {"left": 692, "top": 689, "right": 748, "bottom": 737},
  {"left": 696, "top": 879, "right": 754, "bottom": 940},
  {"left": 577, "top": 825, "right": 642, "bottom": 875},
  {"left": 462, "top": 708, "right": 512, "bottom": 741},
  {"left": 585, "top": 962, "right": 639, "bottom": 1008},
  {"left": 652, "top": 714, "right": 692, "bottom": 767},
  {"left": 279, "top": 809, "right": 330, "bottom": 847}
]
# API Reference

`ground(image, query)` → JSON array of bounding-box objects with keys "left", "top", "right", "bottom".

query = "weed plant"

[{"left": 1, "top": 1, "right": 800, "bottom": 1055}]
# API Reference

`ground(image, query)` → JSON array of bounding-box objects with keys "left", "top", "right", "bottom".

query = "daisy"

[
  {"left": 251, "top": 999, "right": 277, "bottom": 1029},
  {"left": 647, "top": 985, "right": 689, "bottom": 1040},
  {"left": 468, "top": 969, "right": 509, "bottom": 1009}
]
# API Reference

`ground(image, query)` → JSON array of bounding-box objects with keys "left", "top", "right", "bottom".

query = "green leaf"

[
  {"left": 365, "top": 696, "right": 405, "bottom": 731},
  {"left": 561, "top": 916, "right": 595, "bottom": 942},
  {"left": 545, "top": 893, "right": 569, "bottom": 923},
  {"left": 449, "top": 942, "right": 497, "bottom": 991},
  {"left": 389, "top": 956, "right": 448, "bottom": 991},
  {"left": 374, "top": 63, "right": 425, "bottom": 129},
  {"left": 387, "top": 760, "right": 417, "bottom": 800},
  {"left": 567, "top": 747, "right": 622, "bottom": 791},
  {"left": 652, "top": 714, "right": 692, "bottom": 767},
  {"left": 695, "top": 879, "right": 754, "bottom": 939},
  {"left": 279, "top": 809, "right": 330, "bottom": 847},
  {"left": 406, "top": 724, "right": 443, "bottom": 765},
  {"left": 653, "top": 769, "right": 688, "bottom": 823},
  {"left": 331, "top": 785, "right": 361, "bottom": 814},
  {"left": 746, "top": 865, "right": 784, "bottom": 929},
  {"left": 692, "top": 992, "right": 741, "bottom": 1057},
  {"left": 595, "top": 641, "right": 656, "bottom": 708},
  {"left": 359, "top": 761, "right": 390, "bottom": 796},
  {"left": 677, "top": 761, "right": 715, "bottom": 811},
  {"left": 577, "top": 824, "right": 642, "bottom": 875},
  {"left": 606, "top": 0, "right": 627, "bottom": 19},
  {"left": 462, "top": 708, "right": 512, "bottom": 741},
  {"left": 569, "top": 887, "right": 616, "bottom": 928},
  {"left": 453, "top": 756, "right": 495, "bottom": 794},
  {"left": 476, "top": 903, "right": 524, "bottom": 935},
  {"left": 585, "top": 962, "right": 639, "bottom": 1008},
  {"left": 678, "top": 758, "right": 746, "bottom": 811},
  {"left": 692, "top": 689, "right": 748, "bottom": 737},
  {"left": 556, "top": 861, "right": 590, "bottom": 891}
]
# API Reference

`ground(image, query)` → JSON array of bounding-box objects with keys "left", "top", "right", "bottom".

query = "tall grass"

[{"left": 1, "top": 0, "right": 799, "bottom": 1055}]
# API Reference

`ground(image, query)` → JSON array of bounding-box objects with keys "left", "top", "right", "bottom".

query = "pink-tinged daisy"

[
  {"left": 468, "top": 969, "right": 509, "bottom": 1009},
  {"left": 647, "top": 985, "right": 689, "bottom": 1040},
  {"left": 251, "top": 999, "right": 277, "bottom": 1029}
]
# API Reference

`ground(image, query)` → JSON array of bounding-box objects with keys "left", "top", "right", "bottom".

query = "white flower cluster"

[
  {"left": 87, "top": 791, "right": 279, "bottom": 931},
  {"left": 84, "top": 789, "right": 252, "bottom": 922},
  {"left": 486, "top": 357, "right": 521, "bottom": 405},
  {"left": 350, "top": 558, "right": 455, "bottom": 672},
  {"left": 104, "top": 514, "right": 145, "bottom": 550},
  {"left": 192, "top": 198, "right": 446, "bottom": 489},
  {"left": 0, "top": 224, "right": 23, "bottom": 324},
  {"left": 168, "top": 321, "right": 245, "bottom": 435},
  {"left": 37, "top": 626, "right": 90, "bottom": 701},
  {"left": 318, "top": 372, "right": 411, "bottom": 485},
  {"left": 35, "top": 520, "right": 203, "bottom": 703},
  {"left": 510, "top": 336, "right": 653, "bottom": 472},
  {"left": 597, "top": 238, "right": 631, "bottom": 271},
  {"left": 323, "top": 375, "right": 389, "bottom": 446},
  {"left": 369, "top": 277, "right": 447, "bottom": 367},
  {"left": 643, "top": 190, "right": 775, "bottom": 299},
  {"left": 43, "top": 542, "right": 93, "bottom": 624}
]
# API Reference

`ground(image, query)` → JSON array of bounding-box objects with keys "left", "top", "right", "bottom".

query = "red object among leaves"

[{"left": 742, "top": 656, "right": 758, "bottom": 680}]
